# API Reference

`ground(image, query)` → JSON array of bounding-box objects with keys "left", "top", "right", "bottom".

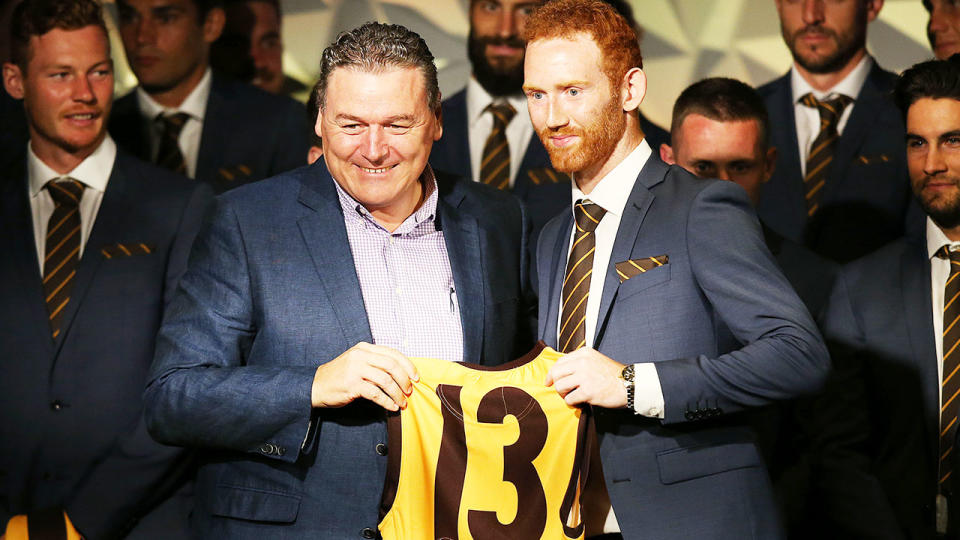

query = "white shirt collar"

[
  {"left": 465, "top": 76, "right": 528, "bottom": 127},
  {"left": 927, "top": 216, "right": 960, "bottom": 259},
  {"left": 571, "top": 139, "right": 652, "bottom": 218},
  {"left": 135, "top": 67, "right": 212, "bottom": 122},
  {"left": 28, "top": 135, "right": 116, "bottom": 196},
  {"left": 790, "top": 54, "right": 873, "bottom": 102}
]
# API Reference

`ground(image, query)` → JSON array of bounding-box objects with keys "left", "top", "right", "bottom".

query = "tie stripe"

[
  {"left": 801, "top": 93, "right": 852, "bottom": 217},
  {"left": 479, "top": 102, "right": 516, "bottom": 190},
  {"left": 43, "top": 179, "right": 85, "bottom": 339},
  {"left": 559, "top": 201, "right": 606, "bottom": 353},
  {"left": 938, "top": 246, "right": 960, "bottom": 490},
  {"left": 156, "top": 112, "right": 190, "bottom": 175}
]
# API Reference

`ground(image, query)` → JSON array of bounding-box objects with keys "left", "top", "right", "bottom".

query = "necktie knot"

[
  {"left": 45, "top": 178, "right": 85, "bottom": 207},
  {"left": 937, "top": 245, "right": 960, "bottom": 267},
  {"left": 574, "top": 200, "right": 606, "bottom": 233},
  {"left": 157, "top": 112, "right": 190, "bottom": 138},
  {"left": 486, "top": 102, "right": 517, "bottom": 127},
  {"left": 801, "top": 93, "right": 852, "bottom": 125}
]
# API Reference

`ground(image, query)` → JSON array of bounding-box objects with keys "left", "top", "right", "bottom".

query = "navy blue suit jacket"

[
  {"left": 109, "top": 72, "right": 309, "bottom": 194},
  {"left": 0, "top": 150, "right": 211, "bottom": 539},
  {"left": 144, "top": 162, "right": 533, "bottom": 538},
  {"left": 757, "top": 65, "right": 915, "bottom": 263},
  {"left": 430, "top": 89, "right": 670, "bottom": 237},
  {"left": 535, "top": 158, "right": 829, "bottom": 540},
  {"left": 813, "top": 235, "right": 947, "bottom": 539}
]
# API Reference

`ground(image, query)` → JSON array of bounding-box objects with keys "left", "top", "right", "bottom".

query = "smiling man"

[
  {"left": 144, "top": 22, "right": 533, "bottom": 538},
  {"left": 810, "top": 55, "right": 960, "bottom": 538},
  {"left": 758, "top": 0, "right": 914, "bottom": 263},
  {"left": 0, "top": 0, "right": 210, "bottom": 538},
  {"left": 524, "top": 1, "right": 828, "bottom": 538},
  {"left": 108, "top": 0, "right": 307, "bottom": 192}
]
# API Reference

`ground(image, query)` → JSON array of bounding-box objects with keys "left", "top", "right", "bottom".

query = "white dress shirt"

[
  {"left": 28, "top": 136, "right": 116, "bottom": 273},
  {"left": 790, "top": 54, "right": 873, "bottom": 177},
  {"left": 927, "top": 217, "right": 960, "bottom": 407},
  {"left": 465, "top": 77, "right": 533, "bottom": 187},
  {"left": 135, "top": 67, "right": 212, "bottom": 179}
]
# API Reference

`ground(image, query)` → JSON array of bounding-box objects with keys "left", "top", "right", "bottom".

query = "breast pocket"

[{"left": 615, "top": 263, "right": 671, "bottom": 301}]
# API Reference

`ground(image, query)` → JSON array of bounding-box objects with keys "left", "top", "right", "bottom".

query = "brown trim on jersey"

[
  {"left": 379, "top": 410, "right": 402, "bottom": 522},
  {"left": 434, "top": 384, "right": 468, "bottom": 539},
  {"left": 456, "top": 341, "right": 547, "bottom": 371},
  {"left": 560, "top": 407, "right": 593, "bottom": 538}
]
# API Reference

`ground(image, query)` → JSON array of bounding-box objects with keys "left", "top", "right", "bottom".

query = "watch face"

[{"left": 621, "top": 364, "right": 635, "bottom": 382}]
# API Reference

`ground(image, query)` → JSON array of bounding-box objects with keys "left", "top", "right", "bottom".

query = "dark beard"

[
  {"left": 467, "top": 29, "right": 525, "bottom": 97},
  {"left": 915, "top": 177, "right": 960, "bottom": 229}
]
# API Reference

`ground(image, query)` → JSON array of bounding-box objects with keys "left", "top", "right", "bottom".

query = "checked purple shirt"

[{"left": 334, "top": 167, "right": 464, "bottom": 363}]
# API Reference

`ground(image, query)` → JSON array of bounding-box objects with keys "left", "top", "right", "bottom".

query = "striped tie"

[
  {"left": 939, "top": 246, "right": 960, "bottom": 490},
  {"left": 559, "top": 200, "right": 606, "bottom": 353},
  {"left": 43, "top": 179, "right": 85, "bottom": 340},
  {"left": 801, "top": 93, "right": 852, "bottom": 216},
  {"left": 156, "top": 112, "right": 190, "bottom": 175},
  {"left": 479, "top": 102, "right": 516, "bottom": 190}
]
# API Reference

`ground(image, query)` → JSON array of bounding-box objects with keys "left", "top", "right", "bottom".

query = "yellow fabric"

[
  {"left": 379, "top": 347, "right": 586, "bottom": 540},
  {"left": 4, "top": 511, "right": 81, "bottom": 539}
]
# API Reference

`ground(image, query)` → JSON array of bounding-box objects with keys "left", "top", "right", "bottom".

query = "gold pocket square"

[
  {"left": 526, "top": 167, "right": 570, "bottom": 185},
  {"left": 101, "top": 243, "right": 155, "bottom": 259},
  {"left": 855, "top": 154, "right": 890, "bottom": 165},
  {"left": 616, "top": 255, "right": 668, "bottom": 283},
  {"left": 218, "top": 164, "right": 253, "bottom": 182}
]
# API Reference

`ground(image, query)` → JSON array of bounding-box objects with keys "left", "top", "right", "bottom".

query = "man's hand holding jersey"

[
  {"left": 545, "top": 348, "right": 628, "bottom": 409},
  {"left": 312, "top": 342, "right": 420, "bottom": 411}
]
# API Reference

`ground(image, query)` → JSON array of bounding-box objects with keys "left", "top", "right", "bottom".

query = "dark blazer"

[
  {"left": 0, "top": 87, "right": 28, "bottom": 161},
  {"left": 757, "top": 64, "right": 915, "bottom": 263},
  {"left": 535, "top": 158, "right": 829, "bottom": 540},
  {"left": 144, "top": 162, "right": 533, "bottom": 538},
  {"left": 109, "top": 72, "right": 309, "bottom": 194},
  {"left": 0, "top": 150, "right": 212, "bottom": 539},
  {"left": 811, "top": 235, "right": 949, "bottom": 539},
  {"left": 430, "top": 89, "right": 670, "bottom": 236}
]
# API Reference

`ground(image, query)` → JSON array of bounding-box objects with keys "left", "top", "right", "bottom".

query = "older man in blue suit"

[
  {"left": 0, "top": 1, "right": 211, "bottom": 538},
  {"left": 145, "top": 22, "right": 532, "bottom": 538},
  {"left": 523, "top": 2, "right": 828, "bottom": 539}
]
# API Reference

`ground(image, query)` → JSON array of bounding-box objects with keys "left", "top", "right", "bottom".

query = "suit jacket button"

[
  {"left": 259, "top": 443, "right": 273, "bottom": 455},
  {"left": 50, "top": 400, "right": 64, "bottom": 411},
  {"left": 361, "top": 527, "right": 376, "bottom": 538},
  {"left": 684, "top": 411, "right": 694, "bottom": 420},
  {"left": 376, "top": 443, "right": 388, "bottom": 456},
  {"left": 276, "top": 446, "right": 286, "bottom": 456}
]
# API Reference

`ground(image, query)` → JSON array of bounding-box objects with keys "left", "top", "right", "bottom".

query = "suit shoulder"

[
  {"left": 217, "top": 163, "right": 310, "bottom": 209},
  {"left": 114, "top": 151, "right": 197, "bottom": 199},
  {"left": 442, "top": 89, "right": 467, "bottom": 108},
  {"left": 838, "top": 238, "right": 915, "bottom": 284},
  {"left": 214, "top": 75, "right": 304, "bottom": 116},
  {"left": 756, "top": 72, "right": 789, "bottom": 99}
]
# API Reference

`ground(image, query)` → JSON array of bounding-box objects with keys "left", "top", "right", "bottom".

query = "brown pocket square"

[
  {"left": 526, "top": 167, "right": 570, "bottom": 185},
  {"left": 855, "top": 154, "right": 891, "bottom": 165},
  {"left": 101, "top": 243, "right": 155, "bottom": 259},
  {"left": 616, "top": 255, "right": 668, "bottom": 283},
  {"left": 218, "top": 164, "right": 253, "bottom": 182}
]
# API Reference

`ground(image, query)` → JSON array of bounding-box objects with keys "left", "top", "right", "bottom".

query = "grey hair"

[{"left": 313, "top": 22, "right": 440, "bottom": 115}]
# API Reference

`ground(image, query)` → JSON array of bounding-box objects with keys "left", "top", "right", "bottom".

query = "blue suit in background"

[
  {"left": 109, "top": 72, "right": 309, "bottom": 194},
  {"left": 0, "top": 150, "right": 211, "bottom": 539},
  {"left": 144, "top": 162, "right": 533, "bottom": 538},
  {"left": 535, "top": 158, "right": 829, "bottom": 540}
]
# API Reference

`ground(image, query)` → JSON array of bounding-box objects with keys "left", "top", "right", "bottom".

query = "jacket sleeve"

[{"left": 654, "top": 180, "right": 831, "bottom": 423}]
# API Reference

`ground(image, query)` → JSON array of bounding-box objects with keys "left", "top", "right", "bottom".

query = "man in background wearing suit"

[
  {"left": 0, "top": 0, "right": 211, "bottom": 537},
  {"left": 925, "top": 0, "right": 960, "bottom": 60},
  {"left": 759, "top": 0, "right": 914, "bottom": 262},
  {"left": 145, "top": 22, "right": 533, "bottom": 538},
  {"left": 813, "top": 56, "right": 960, "bottom": 539},
  {"left": 524, "top": 1, "right": 828, "bottom": 538},
  {"left": 430, "top": 0, "right": 668, "bottom": 234},
  {"left": 109, "top": 0, "right": 307, "bottom": 193}
]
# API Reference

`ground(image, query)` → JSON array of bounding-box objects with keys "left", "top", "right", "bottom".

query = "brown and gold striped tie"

[
  {"left": 44, "top": 179, "right": 85, "bottom": 340},
  {"left": 801, "top": 93, "right": 853, "bottom": 216},
  {"left": 156, "top": 112, "right": 190, "bottom": 175},
  {"left": 559, "top": 200, "right": 606, "bottom": 353},
  {"left": 939, "top": 246, "right": 960, "bottom": 489},
  {"left": 479, "top": 102, "right": 516, "bottom": 190}
]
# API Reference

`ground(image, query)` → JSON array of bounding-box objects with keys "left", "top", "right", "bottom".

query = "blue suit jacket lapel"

[
  {"left": 296, "top": 162, "right": 373, "bottom": 347},
  {"left": 438, "top": 182, "right": 485, "bottom": 364},
  {"left": 901, "top": 240, "right": 940, "bottom": 469},
  {"left": 3, "top": 155, "right": 55, "bottom": 355},
  {"left": 765, "top": 73, "right": 807, "bottom": 232},
  {"left": 538, "top": 212, "right": 573, "bottom": 348},
  {"left": 593, "top": 157, "right": 663, "bottom": 346},
  {"left": 512, "top": 135, "right": 554, "bottom": 198},
  {"left": 196, "top": 75, "right": 226, "bottom": 183}
]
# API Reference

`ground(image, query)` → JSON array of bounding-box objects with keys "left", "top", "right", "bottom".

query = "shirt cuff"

[{"left": 633, "top": 362, "right": 664, "bottom": 418}]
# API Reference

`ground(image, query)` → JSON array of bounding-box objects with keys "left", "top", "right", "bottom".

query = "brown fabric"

[
  {"left": 155, "top": 112, "right": 190, "bottom": 175},
  {"left": 26, "top": 508, "right": 67, "bottom": 540},
  {"left": 938, "top": 246, "right": 960, "bottom": 490},
  {"left": 100, "top": 242, "right": 155, "bottom": 258},
  {"left": 559, "top": 201, "right": 606, "bottom": 353},
  {"left": 614, "top": 255, "right": 669, "bottom": 283},
  {"left": 43, "top": 179, "right": 84, "bottom": 340},
  {"left": 479, "top": 102, "right": 516, "bottom": 190},
  {"left": 800, "top": 93, "right": 853, "bottom": 216}
]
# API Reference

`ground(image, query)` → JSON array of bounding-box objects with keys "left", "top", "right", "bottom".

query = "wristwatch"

[{"left": 620, "top": 364, "right": 635, "bottom": 412}]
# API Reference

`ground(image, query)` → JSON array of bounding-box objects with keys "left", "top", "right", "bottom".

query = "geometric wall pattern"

[{"left": 112, "top": 0, "right": 934, "bottom": 129}]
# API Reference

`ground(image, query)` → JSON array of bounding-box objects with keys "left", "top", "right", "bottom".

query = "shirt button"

[
  {"left": 395, "top": 287, "right": 402, "bottom": 296},
  {"left": 361, "top": 527, "right": 377, "bottom": 539},
  {"left": 50, "top": 400, "right": 64, "bottom": 411},
  {"left": 389, "top": 236, "right": 395, "bottom": 245},
  {"left": 647, "top": 407, "right": 660, "bottom": 417},
  {"left": 376, "top": 443, "right": 388, "bottom": 456}
]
